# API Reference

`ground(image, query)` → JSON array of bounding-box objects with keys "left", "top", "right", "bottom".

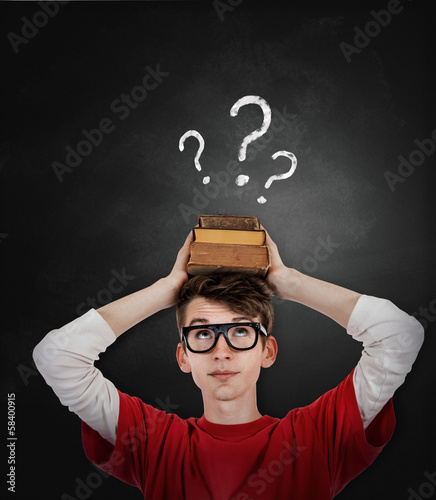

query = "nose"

[{"left": 213, "top": 332, "right": 233, "bottom": 359}]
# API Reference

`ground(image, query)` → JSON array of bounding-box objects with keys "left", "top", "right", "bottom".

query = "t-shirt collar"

[{"left": 197, "top": 414, "right": 278, "bottom": 441}]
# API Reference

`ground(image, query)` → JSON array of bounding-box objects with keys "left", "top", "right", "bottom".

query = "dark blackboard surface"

[{"left": 1, "top": 1, "right": 435, "bottom": 499}]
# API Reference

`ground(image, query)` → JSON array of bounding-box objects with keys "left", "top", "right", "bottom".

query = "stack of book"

[{"left": 187, "top": 214, "right": 270, "bottom": 277}]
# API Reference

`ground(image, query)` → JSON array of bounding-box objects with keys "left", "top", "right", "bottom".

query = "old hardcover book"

[
  {"left": 198, "top": 214, "right": 260, "bottom": 230},
  {"left": 187, "top": 242, "right": 270, "bottom": 277},
  {"left": 193, "top": 228, "right": 266, "bottom": 246}
]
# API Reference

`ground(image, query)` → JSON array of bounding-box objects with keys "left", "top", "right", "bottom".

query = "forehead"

[{"left": 184, "top": 297, "right": 258, "bottom": 326}]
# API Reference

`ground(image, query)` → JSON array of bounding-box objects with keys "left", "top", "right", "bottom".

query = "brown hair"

[{"left": 176, "top": 272, "right": 275, "bottom": 349}]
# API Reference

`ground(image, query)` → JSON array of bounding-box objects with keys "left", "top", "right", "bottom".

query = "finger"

[
  {"left": 263, "top": 227, "right": 277, "bottom": 249},
  {"left": 172, "top": 231, "right": 193, "bottom": 267},
  {"left": 182, "top": 230, "right": 194, "bottom": 247}
]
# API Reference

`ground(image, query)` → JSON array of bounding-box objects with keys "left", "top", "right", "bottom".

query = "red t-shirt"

[{"left": 82, "top": 370, "right": 395, "bottom": 499}]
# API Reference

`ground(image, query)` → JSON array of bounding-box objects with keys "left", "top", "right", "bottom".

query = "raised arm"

[
  {"left": 33, "top": 231, "right": 193, "bottom": 445},
  {"left": 97, "top": 230, "right": 193, "bottom": 337},
  {"left": 263, "top": 227, "right": 361, "bottom": 328},
  {"left": 263, "top": 227, "right": 425, "bottom": 428}
]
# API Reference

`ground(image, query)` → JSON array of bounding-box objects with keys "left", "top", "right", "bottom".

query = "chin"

[{"left": 212, "top": 386, "right": 239, "bottom": 401}]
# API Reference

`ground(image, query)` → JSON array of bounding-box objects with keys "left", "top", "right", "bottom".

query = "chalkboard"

[{"left": 2, "top": 1, "right": 435, "bottom": 499}]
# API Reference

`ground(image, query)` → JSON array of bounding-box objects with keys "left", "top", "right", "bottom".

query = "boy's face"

[{"left": 176, "top": 297, "right": 277, "bottom": 404}]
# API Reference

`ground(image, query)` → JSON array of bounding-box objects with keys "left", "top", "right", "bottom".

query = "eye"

[
  {"left": 233, "top": 327, "right": 250, "bottom": 336},
  {"left": 194, "top": 329, "right": 213, "bottom": 339}
]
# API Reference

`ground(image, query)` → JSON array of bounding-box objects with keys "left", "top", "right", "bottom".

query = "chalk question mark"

[
  {"left": 230, "top": 95, "right": 272, "bottom": 186},
  {"left": 179, "top": 130, "right": 210, "bottom": 184},
  {"left": 257, "top": 151, "right": 297, "bottom": 204}
]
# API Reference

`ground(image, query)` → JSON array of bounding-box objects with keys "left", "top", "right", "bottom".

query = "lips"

[{"left": 209, "top": 371, "right": 238, "bottom": 379}]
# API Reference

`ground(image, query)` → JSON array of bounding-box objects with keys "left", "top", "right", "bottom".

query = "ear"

[
  {"left": 261, "top": 336, "right": 278, "bottom": 368},
  {"left": 176, "top": 342, "right": 192, "bottom": 373}
]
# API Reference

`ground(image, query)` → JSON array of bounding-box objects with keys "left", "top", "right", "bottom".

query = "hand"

[
  {"left": 262, "top": 225, "right": 301, "bottom": 300},
  {"left": 161, "top": 230, "right": 194, "bottom": 307},
  {"left": 97, "top": 230, "right": 195, "bottom": 334}
]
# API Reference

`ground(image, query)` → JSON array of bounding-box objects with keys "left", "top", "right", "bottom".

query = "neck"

[{"left": 202, "top": 385, "right": 262, "bottom": 425}]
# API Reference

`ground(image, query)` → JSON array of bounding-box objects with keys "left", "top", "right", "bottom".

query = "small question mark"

[
  {"left": 179, "top": 130, "right": 210, "bottom": 184},
  {"left": 230, "top": 95, "right": 272, "bottom": 186},
  {"left": 257, "top": 151, "right": 298, "bottom": 204}
]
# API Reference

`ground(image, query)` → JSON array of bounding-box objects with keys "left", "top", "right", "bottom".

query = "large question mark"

[
  {"left": 230, "top": 95, "right": 272, "bottom": 186},
  {"left": 178, "top": 130, "right": 210, "bottom": 184},
  {"left": 257, "top": 151, "right": 297, "bottom": 204}
]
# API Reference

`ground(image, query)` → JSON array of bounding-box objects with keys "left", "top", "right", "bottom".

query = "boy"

[{"left": 33, "top": 228, "right": 424, "bottom": 499}]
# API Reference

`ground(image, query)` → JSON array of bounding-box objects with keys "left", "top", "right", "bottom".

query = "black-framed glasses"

[{"left": 180, "top": 322, "right": 268, "bottom": 353}]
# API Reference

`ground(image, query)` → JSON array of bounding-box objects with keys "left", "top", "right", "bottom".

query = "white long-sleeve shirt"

[{"left": 33, "top": 295, "right": 424, "bottom": 446}]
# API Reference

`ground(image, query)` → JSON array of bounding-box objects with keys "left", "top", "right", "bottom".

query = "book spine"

[
  {"left": 198, "top": 214, "right": 260, "bottom": 230},
  {"left": 193, "top": 228, "right": 266, "bottom": 245}
]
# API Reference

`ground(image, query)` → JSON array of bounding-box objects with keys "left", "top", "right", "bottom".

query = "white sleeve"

[
  {"left": 33, "top": 309, "right": 119, "bottom": 445},
  {"left": 347, "top": 295, "right": 425, "bottom": 429}
]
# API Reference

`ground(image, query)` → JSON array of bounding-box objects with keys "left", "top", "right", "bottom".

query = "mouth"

[{"left": 209, "top": 371, "right": 238, "bottom": 379}]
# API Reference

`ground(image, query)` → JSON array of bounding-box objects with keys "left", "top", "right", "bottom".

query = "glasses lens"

[
  {"left": 187, "top": 328, "right": 215, "bottom": 351},
  {"left": 186, "top": 325, "right": 257, "bottom": 351},
  {"left": 228, "top": 325, "right": 256, "bottom": 349}
]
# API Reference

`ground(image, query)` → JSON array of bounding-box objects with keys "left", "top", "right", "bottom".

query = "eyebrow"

[{"left": 188, "top": 316, "right": 254, "bottom": 326}]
